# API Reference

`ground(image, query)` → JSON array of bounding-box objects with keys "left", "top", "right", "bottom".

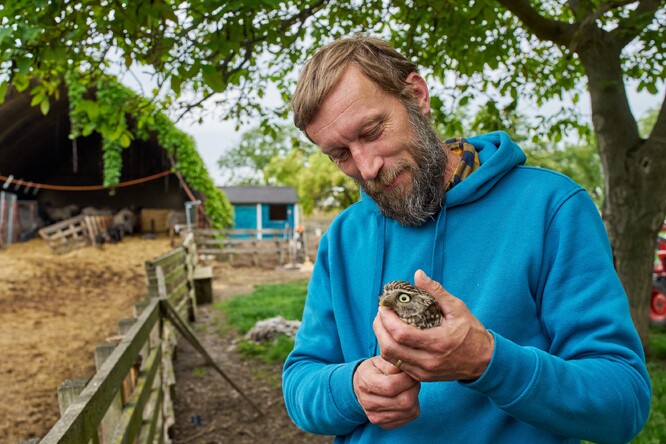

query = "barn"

[
  {"left": 219, "top": 186, "right": 299, "bottom": 234},
  {"left": 0, "top": 82, "right": 230, "bottom": 243}
]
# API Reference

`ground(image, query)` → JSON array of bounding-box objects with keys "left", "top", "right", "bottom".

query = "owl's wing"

[{"left": 425, "top": 299, "right": 444, "bottom": 326}]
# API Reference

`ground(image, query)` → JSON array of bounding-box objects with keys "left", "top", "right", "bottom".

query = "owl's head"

[{"left": 379, "top": 280, "right": 435, "bottom": 319}]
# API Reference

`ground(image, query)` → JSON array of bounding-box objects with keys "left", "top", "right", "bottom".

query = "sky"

[{"left": 177, "top": 84, "right": 664, "bottom": 187}]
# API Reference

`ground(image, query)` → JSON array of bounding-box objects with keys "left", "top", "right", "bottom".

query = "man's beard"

[{"left": 358, "top": 102, "right": 447, "bottom": 227}]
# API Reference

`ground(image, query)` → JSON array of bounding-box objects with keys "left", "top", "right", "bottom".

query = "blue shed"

[{"left": 218, "top": 186, "right": 299, "bottom": 235}]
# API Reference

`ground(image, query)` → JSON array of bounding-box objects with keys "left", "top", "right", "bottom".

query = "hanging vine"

[{"left": 64, "top": 71, "right": 233, "bottom": 227}]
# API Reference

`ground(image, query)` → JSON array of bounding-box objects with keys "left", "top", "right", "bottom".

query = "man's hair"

[{"left": 291, "top": 34, "right": 418, "bottom": 132}]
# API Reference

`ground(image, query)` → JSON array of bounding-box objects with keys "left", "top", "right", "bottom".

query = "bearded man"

[{"left": 282, "top": 34, "right": 651, "bottom": 444}]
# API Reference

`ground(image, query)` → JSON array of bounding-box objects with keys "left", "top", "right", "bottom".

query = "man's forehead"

[{"left": 306, "top": 66, "right": 387, "bottom": 146}]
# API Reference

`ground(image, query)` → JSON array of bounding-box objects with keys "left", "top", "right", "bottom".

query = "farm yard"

[
  {"left": 0, "top": 234, "right": 328, "bottom": 443},
  {"left": 0, "top": 236, "right": 172, "bottom": 442}
]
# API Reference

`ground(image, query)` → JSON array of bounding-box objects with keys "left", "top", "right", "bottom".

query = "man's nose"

[{"left": 351, "top": 145, "right": 383, "bottom": 181}]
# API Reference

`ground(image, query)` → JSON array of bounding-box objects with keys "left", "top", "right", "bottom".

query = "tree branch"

[
  {"left": 567, "top": 1, "right": 637, "bottom": 53},
  {"left": 583, "top": 0, "right": 638, "bottom": 24},
  {"left": 612, "top": 0, "right": 662, "bottom": 47},
  {"left": 496, "top": 0, "right": 576, "bottom": 46},
  {"left": 648, "top": 93, "right": 666, "bottom": 146},
  {"left": 567, "top": 0, "right": 592, "bottom": 21},
  {"left": 174, "top": 91, "right": 215, "bottom": 123}
]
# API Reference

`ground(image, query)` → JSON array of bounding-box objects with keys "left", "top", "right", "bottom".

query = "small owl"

[{"left": 379, "top": 280, "right": 444, "bottom": 329}]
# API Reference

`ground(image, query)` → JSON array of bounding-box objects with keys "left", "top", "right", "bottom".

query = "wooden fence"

[
  {"left": 38, "top": 234, "right": 201, "bottom": 443},
  {"left": 176, "top": 226, "right": 292, "bottom": 266}
]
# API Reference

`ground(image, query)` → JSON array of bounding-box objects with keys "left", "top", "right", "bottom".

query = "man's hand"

[
  {"left": 352, "top": 356, "right": 421, "bottom": 429},
  {"left": 374, "top": 269, "right": 495, "bottom": 382}
]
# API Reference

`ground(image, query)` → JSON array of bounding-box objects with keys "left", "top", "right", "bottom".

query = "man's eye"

[
  {"left": 362, "top": 125, "right": 383, "bottom": 141},
  {"left": 328, "top": 149, "right": 350, "bottom": 164}
]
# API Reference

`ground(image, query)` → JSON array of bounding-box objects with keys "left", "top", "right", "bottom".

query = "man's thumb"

[{"left": 414, "top": 269, "right": 450, "bottom": 301}]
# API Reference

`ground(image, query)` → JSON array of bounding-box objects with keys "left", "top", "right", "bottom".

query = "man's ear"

[{"left": 405, "top": 72, "right": 430, "bottom": 115}]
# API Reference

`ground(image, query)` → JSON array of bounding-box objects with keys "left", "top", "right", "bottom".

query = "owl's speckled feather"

[{"left": 379, "top": 280, "right": 443, "bottom": 329}]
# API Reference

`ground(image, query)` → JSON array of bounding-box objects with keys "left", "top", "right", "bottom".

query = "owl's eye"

[{"left": 398, "top": 293, "right": 411, "bottom": 303}]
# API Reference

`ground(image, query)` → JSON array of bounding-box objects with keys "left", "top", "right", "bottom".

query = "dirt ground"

[
  {"left": 0, "top": 236, "right": 333, "bottom": 443},
  {"left": 0, "top": 236, "right": 173, "bottom": 443},
  {"left": 170, "top": 263, "right": 333, "bottom": 444}
]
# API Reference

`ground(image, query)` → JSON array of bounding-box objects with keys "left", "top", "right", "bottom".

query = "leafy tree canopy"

[
  {"left": 1, "top": 1, "right": 662, "bottom": 133},
  {"left": 2, "top": 1, "right": 662, "bottom": 153}
]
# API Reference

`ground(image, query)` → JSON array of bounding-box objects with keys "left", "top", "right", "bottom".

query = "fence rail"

[{"left": 176, "top": 226, "right": 292, "bottom": 266}]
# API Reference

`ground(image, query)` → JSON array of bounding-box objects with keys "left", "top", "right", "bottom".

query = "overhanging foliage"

[{"left": 65, "top": 70, "right": 233, "bottom": 227}]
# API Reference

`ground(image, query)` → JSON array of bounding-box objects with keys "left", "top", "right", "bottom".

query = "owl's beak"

[{"left": 378, "top": 299, "right": 388, "bottom": 307}]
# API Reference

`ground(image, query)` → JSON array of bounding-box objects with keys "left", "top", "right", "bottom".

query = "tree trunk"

[
  {"left": 578, "top": 29, "right": 666, "bottom": 354},
  {"left": 612, "top": 227, "right": 658, "bottom": 351}
]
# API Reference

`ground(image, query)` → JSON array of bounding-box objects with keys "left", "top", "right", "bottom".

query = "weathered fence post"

[
  {"left": 57, "top": 379, "right": 88, "bottom": 414},
  {"left": 118, "top": 318, "right": 139, "bottom": 404},
  {"left": 94, "top": 344, "right": 122, "bottom": 444},
  {"left": 56, "top": 378, "right": 98, "bottom": 444},
  {"left": 193, "top": 265, "right": 213, "bottom": 304}
]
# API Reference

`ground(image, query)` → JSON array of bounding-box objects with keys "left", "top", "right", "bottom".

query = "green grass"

[
  {"left": 632, "top": 327, "right": 666, "bottom": 443},
  {"left": 236, "top": 335, "right": 298, "bottom": 364},
  {"left": 214, "top": 279, "right": 309, "bottom": 362},
  {"left": 215, "top": 279, "right": 309, "bottom": 332},
  {"left": 217, "top": 280, "right": 666, "bottom": 442},
  {"left": 191, "top": 367, "right": 207, "bottom": 378}
]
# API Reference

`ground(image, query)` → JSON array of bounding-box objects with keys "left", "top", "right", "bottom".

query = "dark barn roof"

[
  {"left": 219, "top": 186, "right": 299, "bottom": 204},
  {"left": 0, "top": 85, "right": 74, "bottom": 182},
  {"left": 0, "top": 86, "right": 190, "bottom": 210}
]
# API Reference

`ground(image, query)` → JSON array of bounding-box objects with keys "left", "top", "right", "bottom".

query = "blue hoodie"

[{"left": 282, "top": 131, "right": 651, "bottom": 443}]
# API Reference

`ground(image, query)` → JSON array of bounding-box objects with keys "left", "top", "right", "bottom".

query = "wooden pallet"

[{"left": 38, "top": 214, "right": 113, "bottom": 254}]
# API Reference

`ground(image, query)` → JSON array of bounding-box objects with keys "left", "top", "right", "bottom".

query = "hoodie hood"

[
  {"left": 359, "top": 130, "right": 527, "bottom": 213},
  {"left": 447, "top": 131, "right": 527, "bottom": 207}
]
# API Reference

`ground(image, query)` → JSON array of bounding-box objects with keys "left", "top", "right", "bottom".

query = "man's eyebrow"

[{"left": 359, "top": 113, "right": 388, "bottom": 132}]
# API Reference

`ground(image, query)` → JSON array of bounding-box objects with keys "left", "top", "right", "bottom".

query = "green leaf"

[
  {"left": 16, "top": 56, "right": 31, "bottom": 74},
  {"left": 40, "top": 97, "right": 50, "bottom": 115},
  {"left": 430, "top": 96, "right": 444, "bottom": 111},
  {"left": 0, "top": 81, "right": 7, "bottom": 105},
  {"left": 171, "top": 76, "right": 181, "bottom": 96},
  {"left": 84, "top": 101, "right": 100, "bottom": 120},
  {"left": 109, "top": 124, "right": 124, "bottom": 141},
  {"left": 0, "top": 27, "right": 12, "bottom": 46},
  {"left": 82, "top": 123, "right": 95, "bottom": 137},
  {"left": 120, "top": 133, "right": 131, "bottom": 148},
  {"left": 202, "top": 64, "right": 226, "bottom": 92},
  {"left": 13, "top": 74, "right": 30, "bottom": 92},
  {"left": 30, "top": 92, "right": 44, "bottom": 107}
]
